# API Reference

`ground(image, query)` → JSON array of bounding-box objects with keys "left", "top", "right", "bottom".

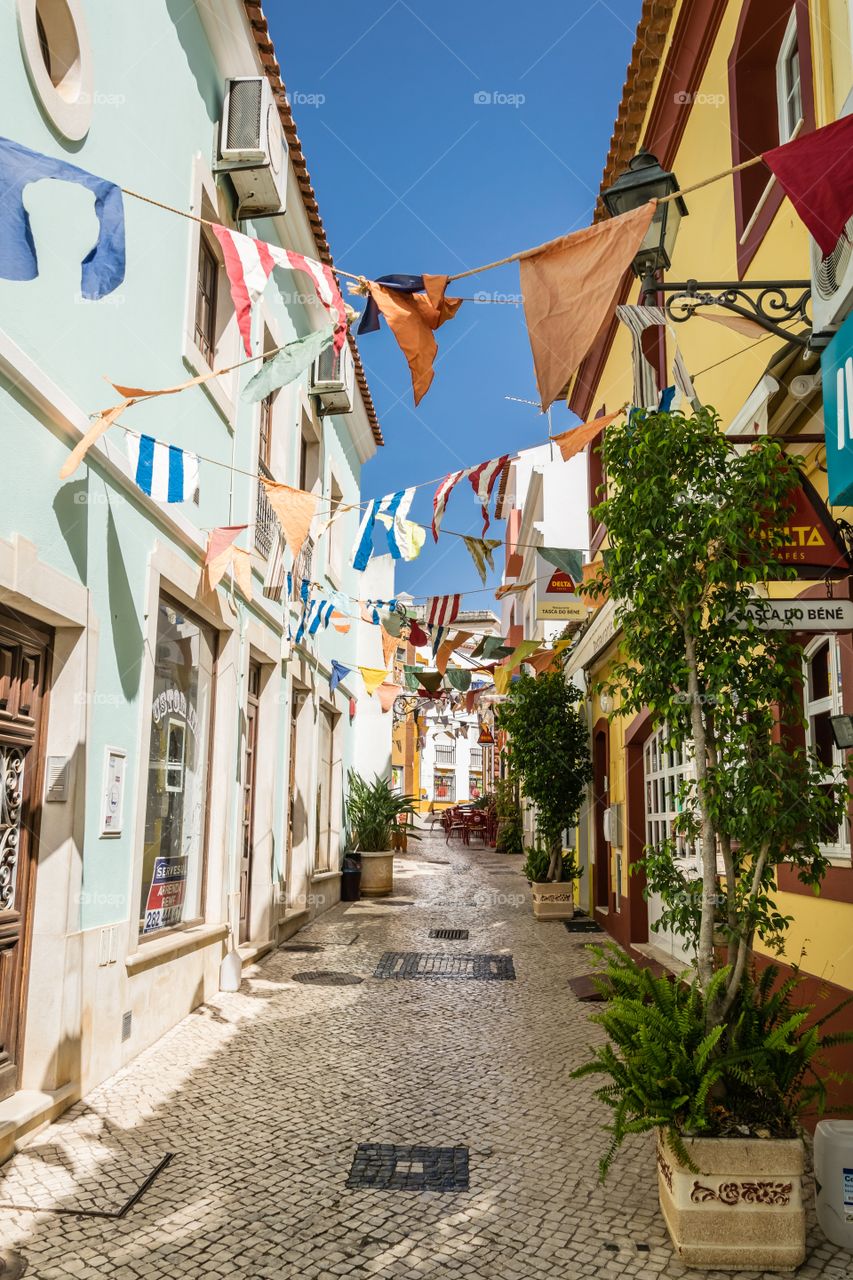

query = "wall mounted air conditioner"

[
  {"left": 310, "top": 340, "right": 355, "bottom": 415},
  {"left": 218, "top": 76, "right": 287, "bottom": 219},
  {"left": 809, "top": 101, "right": 853, "bottom": 347}
]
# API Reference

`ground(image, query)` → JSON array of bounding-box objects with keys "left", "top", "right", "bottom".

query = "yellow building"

[{"left": 565, "top": 0, "right": 853, "bottom": 1016}]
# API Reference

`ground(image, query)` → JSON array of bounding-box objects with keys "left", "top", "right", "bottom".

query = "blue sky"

[{"left": 269, "top": 0, "right": 641, "bottom": 611}]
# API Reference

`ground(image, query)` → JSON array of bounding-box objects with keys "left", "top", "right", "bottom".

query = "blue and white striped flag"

[
  {"left": 126, "top": 433, "right": 199, "bottom": 503},
  {"left": 378, "top": 487, "right": 415, "bottom": 559},
  {"left": 351, "top": 498, "right": 378, "bottom": 571}
]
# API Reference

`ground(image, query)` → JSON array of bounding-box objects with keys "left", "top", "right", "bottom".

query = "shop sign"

[
  {"left": 535, "top": 553, "right": 588, "bottom": 621},
  {"left": 744, "top": 597, "right": 853, "bottom": 631},
  {"left": 769, "top": 476, "right": 851, "bottom": 578},
  {"left": 152, "top": 687, "right": 198, "bottom": 737},
  {"left": 143, "top": 855, "right": 187, "bottom": 934},
  {"left": 822, "top": 308, "right": 853, "bottom": 507}
]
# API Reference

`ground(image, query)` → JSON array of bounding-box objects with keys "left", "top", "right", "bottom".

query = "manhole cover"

[
  {"left": 374, "top": 952, "right": 515, "bottom": 981},
  {"left": 281, "top": 943, "right": 326, "bottom": 953},
  {"left": 0, "top": 1251, "right": 26, "bottom": 1278},
  {"left": 429, "top": 928, "right": 469, "bottom": 941},
  {"left": 564, "top": 917, "right": 603, "bottom": 934},
  {"left": 292, "top": 971, "right": 363, "bottom": 986},
  {"left": 346, "top": 1144, "right": 469, "bottom": 1191}
]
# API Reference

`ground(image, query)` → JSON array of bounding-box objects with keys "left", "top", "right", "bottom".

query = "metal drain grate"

[
  {"left": 292, "top": 971, "right": 363, "bottom": 986},
  {"left": 564, "top": 917, "right": 603, "bottom": 934},
  {"left": 374, "top": 952, "right": 515, "bottom": 981},
  {"left": 0, "top": 1249, "right": 27, "bottom": 1278},
  {"left": 429, "top": 928, "right": 469, "bottom": 941},
  {"left": 346, "top": 1144, "right": 469, "bottom": 1191},
  {"left": 281, "top": 943, "right": 326, "bottom": 953}
]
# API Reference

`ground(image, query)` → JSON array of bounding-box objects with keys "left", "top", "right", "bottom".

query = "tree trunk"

[
  {"left": 549, "top": 834, "right": 563, "bottom": 881},
  {"left": 683, "top": 626, "right": 718, "bottom": 1014}
]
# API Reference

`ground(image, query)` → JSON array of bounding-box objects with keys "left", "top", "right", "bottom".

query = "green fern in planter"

[{"left": 345, "top": 771, "right": 419, "bottom": 853}]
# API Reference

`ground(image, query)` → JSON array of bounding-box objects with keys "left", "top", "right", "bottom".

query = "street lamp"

[{"left": 600, "top": 151, "right": 812, "bottom": 346}]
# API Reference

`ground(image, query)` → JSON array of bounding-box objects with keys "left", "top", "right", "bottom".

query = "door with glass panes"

[{"left": 643, "top": 726, "right": 698, "bottom": 962}]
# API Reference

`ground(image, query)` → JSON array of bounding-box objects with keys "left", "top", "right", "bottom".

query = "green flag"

[
  {"left": 243, "top": 325, "right": 335, "bottom": 403},
  {"left": 540, "top": 547, "right": 584, "bottom": 579},
  {"left": 445, "top": 668, "right": 472, "bottom": 691},
  {"left": 462, "top": 535, "right": 502, "bottom": 586}
]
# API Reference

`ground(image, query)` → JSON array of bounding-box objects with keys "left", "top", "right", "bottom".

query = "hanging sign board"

[
  {"left": 763, "top": 475, "right": 851, "bottom": 579},
  {"left": 535, "top": 554, "right": 588, "bottom": 621},
  {"left": 744, "top": 596, "right": 853, "bottom": 631}
]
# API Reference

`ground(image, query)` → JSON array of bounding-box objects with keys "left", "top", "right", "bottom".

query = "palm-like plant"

[{"left": 345, "top": 771, "right": 419, "bottom": 852}]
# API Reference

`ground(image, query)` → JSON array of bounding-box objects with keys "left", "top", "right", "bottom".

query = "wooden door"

[
  {"left": 284, "top": 693, "right": 298, "bottom": 907},
  {"left": 0, "top": 612, "right": 50, "bottom": 1102},
  {"left": 238, "top": 662, "right": 261, "bottom": 944}
]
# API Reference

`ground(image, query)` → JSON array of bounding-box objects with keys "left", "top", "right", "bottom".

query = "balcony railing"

[
  {"left": 255, "top": 463, "right": 276, "bottom": 558},
  {"left": 470, "top": 749, "right": 483, "bottom": 771},
  {"left": 434, "top": 745, "right": 456, "bottom": 767}
]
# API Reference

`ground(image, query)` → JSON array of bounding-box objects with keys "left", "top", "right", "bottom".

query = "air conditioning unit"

[
  {"left": 218, "top": 77, "right": 286, "bottom": 218},
  {"left": 810, "top": 217, "right": 853, "bottom": 346},
  {"left": 310, "top": 340, "right": 355, "bottom": 415}
]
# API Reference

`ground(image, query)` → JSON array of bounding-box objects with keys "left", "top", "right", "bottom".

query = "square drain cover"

[
  {"left": 375, "top": 952, "right": 515, "bottom": 981},
  {"left": 346, "top": 1144, "right": 469, "bottom": 1191},
  {"left": 564, "top": 917, "right": 603, "bottom": 934},
  {"left": 429, "top": 928, "right": 469, "bottom": 941}
]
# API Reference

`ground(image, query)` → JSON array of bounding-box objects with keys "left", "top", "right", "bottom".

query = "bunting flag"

[
  {"left": 242, "top": 325, "right": 335, "bottom": 402},
  {"left": 468, "top": 455, "right": 510, "bottom": 534},
  {"left": 465, "top": 688, "right": 482, "bottom": 714},
  {"left": 204, "top": 525, "right": 248, "bottom": 592},
  {"left": 426, "top": 594, "right": 462, "bottom": 627},
  {"left": 261, "top": 481, "right": 318, "bottom": 563},
  {"left": 329, "top": 659, "right": 351, "bottom": 695},
  {"left": 445, "top": 668, "right": 472, "bottom": 691},
  {"left": 762, "top": 113, "right": 853, "bottom": 256},
  {"left": 381, "top": 626, "right": 399, "bottom": 668},
  {"left": 362, "top": 597, "right": 398, "bottom": 626},
  {"left": 59, "top": 400, "right": 132, "bottom": 480},
  {"left": 403, "top": 665, "right": 421, "bottom": 690},
  {"left": 495, "top": 581, "right": 533, "bottom": 599},
  {"left": 406, "top": 619, "right": 430, "bottom": 648},
  {"left": 435, "top": 632, "right": 471, "bottom": 675},
  {"left": 210, "top": 224, "right": 347, "bottom": 357},
  {"left": 262, "top": 527, "right": 287, "bottom": 601},
  {"left": 462, "top": 536, "right": 502, "bottom": 586},
  {"left": 431, "top": 625, "right": 447, "bottom": 658},
  {"left": 539, "top": 547, "right": 584, "bottom": 578},
  {"left": 525, "top": 647, "right": 564, "bottom": 676},
  {"left": 432, "top": 469, "right": 469, "bottom": 540},
  {"left": 360, "top": 666, "right": 390, "bottom": 696},
  {"left": 415, "top": 670, "right": 444, "bottom": 694},
  {"left": 376, "top": 487, "right": 420, "bottom": 560},
  {"left": 519, "top": 201, "right": 657, "bottom": 410},
  {"left": 361, "top": 274, "right": 463, "bottom": 405},
  {"left": 0, "top": 136, "right": 126, "bottom": 300},
  {"left": 482, "top": 635, "right": 512, "bottom": 660},
  {"left": 231, "top": 547, "right": 253, "bottom": 600},
  {"left": 331, "top": 610, "right": 351, "bottom": 634},
  {"left": 697, "top": 311, "right": 768, "bottom": 340},
  {"left": 671, "top": 345, "right": 697, "bottom": 404},
  {"left": 377, "top": 682, "right": 402, "bottom": 714},
  {"left": 615, "top": 304, "right": 665, "bottom": 410},
  {"left": 658, "top": 385, "right": 678, "bottom": 413},
  {"left": 125, "top": 433, "right": 199, "bottom": 503},
  {"left": 552, "top": 411, "right": 621, "bottom": 463},
  {"left": 351, "top": 498, "right": 379, "bottom": 571}
]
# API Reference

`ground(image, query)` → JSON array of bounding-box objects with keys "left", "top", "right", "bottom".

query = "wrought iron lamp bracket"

[{"left": 645, "top": 278, "right": 812, "bottom": 346}]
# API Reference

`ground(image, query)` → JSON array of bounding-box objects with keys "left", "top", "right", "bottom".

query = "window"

[
  {"left": 643, "top": 726, "right": 699, "bottom": 957},
  {"left": 194, "top": 238, "right": 219, "bottom": 366},
  {"left": 803, "top": 636, "right": 850, "bottom": 860},
  {"left": 435, "top": 743, "right": 456, "bottom": 767},
  {"left": 17, "top": 0, "right": 93, "bottom": 140},
  {"left": 776, "top": 8, "right": 803, "bottom": 143},
  {"left": 433, "top": 771, "right": 455, "bottom": 802},
  {"left": 469, "top": 773, "right": 482, "bottom": 800},
  {"left": 315, "top": 707, "right": 339, "bottom": 872},
  {"left": 255, "top": 392, "right": 276, "bottom": 558},
  {"left": 139, "top": 598, "right": 215, "bottom": 937},
  {"left": 327, "top": 477, "right": 343, "bottom": 582},
  {"left": 470, "top": 748, "right": 483, "bottom": 772}
]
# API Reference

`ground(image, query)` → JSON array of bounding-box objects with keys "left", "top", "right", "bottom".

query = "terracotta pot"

[
  {"left": 656, "top": 1131, "right": 805, "bottom": 1271},
  {"left": 530, "top": 879, "right": 576, "bottom": 921},
  {"left": 359, "top": 851, "right": 394, "bottom": 897}
]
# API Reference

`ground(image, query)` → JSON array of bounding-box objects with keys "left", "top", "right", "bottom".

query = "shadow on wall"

[
  {"left": 106, "top": 509, "right": 143, "bottom": 700},
  {"left": 163, "top": 0, "right": 222, "bottom": 124},
  {"left": 52, "top": 481, "right": 89, "bottom": 584}
]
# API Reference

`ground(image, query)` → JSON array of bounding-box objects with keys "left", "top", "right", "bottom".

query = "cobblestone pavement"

[{"left": 0, "top": 831, "right": 851, "bottom": 1279}]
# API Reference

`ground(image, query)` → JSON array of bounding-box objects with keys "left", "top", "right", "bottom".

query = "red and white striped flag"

[
  {"left": 432, "top": 469, "right": 469, "bottom": 541},
  {"left": 426, "top": 594, "right": 462, "bottom": 627},
  {"left": 468, "top": 454, "right": 509, "bottom": 534},
  {"left": 210, "top": 224, "right": 347, "bottom": 357}
]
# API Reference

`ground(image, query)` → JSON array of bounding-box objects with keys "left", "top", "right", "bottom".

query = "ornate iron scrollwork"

[
  {"left": 662, "top": 279, "right": 812, "bottom": 346},
  {"left": 0, "top": 747, "right": 25, "bottom": 911}
]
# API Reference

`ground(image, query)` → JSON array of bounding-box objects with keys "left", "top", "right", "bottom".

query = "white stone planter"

[
  {"left": 530, "top": 879, "right": 577, "bottom": 921},
  {"left": 359, "top": 851, "right": 394, "bottom": 897},
  {"left": 657, "top": 1131, "right": 806, "bottom": 1271}
]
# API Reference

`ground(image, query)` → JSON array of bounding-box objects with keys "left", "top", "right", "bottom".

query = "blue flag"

[
  {"left": 0, "top": 136, "right": 125, "bottom": 299},
  {"left": 330, "top": 660, "right": 351, "bottom": 695}
]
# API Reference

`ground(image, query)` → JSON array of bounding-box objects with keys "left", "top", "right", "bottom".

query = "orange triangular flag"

[
  {"left": 261, "top": 481, "right": 318, "bottom": 562},
  {"left": 435, "top": 631, "right": 471, "bottom": 675},
  {"left": 366, "top": 274, "right": 463, "bottom": 406},
  {"left": 204, "top": 525, "right": 248, "bottom": 592},
  {"left": 552, "top": 410, "right": 622, "bottom": 462},
  {"left": 377, "top": 682, "right": 402, "bottom": 713},
  {"left": 59, "top": 400, "right": 132, "bottom": 479},
  {"left": 519, "top": 202, "right": 656, "bottom": 410},
  {"left": 231, "top": 547, "right": 253, "bottom": 600},
  {"left": 526, "top": 648, "right": 562, "bottom": 675},
  {"left": 381, "top": 626, "right": 399, "bottom": 669}
]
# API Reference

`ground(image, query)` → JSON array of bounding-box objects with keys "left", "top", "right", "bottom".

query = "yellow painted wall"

[{"left": 581, "top": 0, "right": 853, "bottom": 986}]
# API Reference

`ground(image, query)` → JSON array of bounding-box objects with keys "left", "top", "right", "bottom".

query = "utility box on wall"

[{"left": 602, "top": 802, "right": 623, "bottom": 848}]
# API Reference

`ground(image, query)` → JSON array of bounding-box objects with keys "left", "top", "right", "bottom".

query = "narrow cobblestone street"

[{"left": 0, "top": 831, "right": 848, "bottom": 1280}]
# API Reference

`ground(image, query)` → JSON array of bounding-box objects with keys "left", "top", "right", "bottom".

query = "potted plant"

[
  {"left": 522, "top": 846, "right": 583, "bottom": 919},
  {"left": 496, "top": 668, "right": 591, "bottom": 916},
  {"left": 578, "top": 407, "right": 853, "bottom": 1269},
  {"left": 345, "top": 771, "right": 418, "bottom": 897},
  {"left": 495, "top": 776, "right": 523, "bottom": 853}
]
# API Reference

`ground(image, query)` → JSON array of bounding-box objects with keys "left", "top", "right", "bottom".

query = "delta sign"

[
  {"left": 535, "top": 554, "right": 588, "bottom": 621},
  {"left": 769, "top": 475, "right": 851, "bottom": 579}
]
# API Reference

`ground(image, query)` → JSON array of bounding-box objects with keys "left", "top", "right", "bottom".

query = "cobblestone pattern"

[{"left": 0, "top": 833, "right": 850, "bottom": 1278}]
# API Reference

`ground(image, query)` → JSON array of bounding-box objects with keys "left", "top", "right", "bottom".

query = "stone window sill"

[
  {"left": 309, "top": 869, "right": 342, "bottom": 883},
  {"left": 125, "top": 923, "right": 228, "bottom": 975}
]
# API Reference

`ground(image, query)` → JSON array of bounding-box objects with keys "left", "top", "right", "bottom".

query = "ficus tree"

[
  {"left": 496, "top": 668, "right": 592, "bottom": 879},
  {"left": 586, "top": 406, "right": 850, "bottom": 1028}
]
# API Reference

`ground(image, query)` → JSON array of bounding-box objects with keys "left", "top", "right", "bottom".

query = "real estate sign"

[{"left": 535, "top": 553, "right": 587, "bottom": 621}]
